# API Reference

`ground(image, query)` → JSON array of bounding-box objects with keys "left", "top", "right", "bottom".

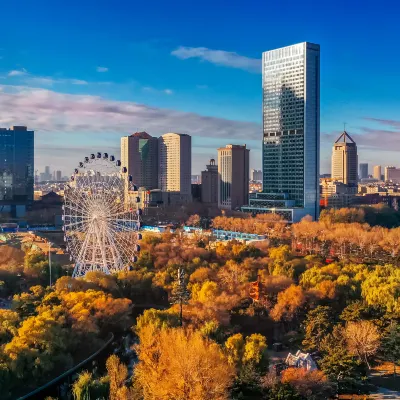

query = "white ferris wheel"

[{"left": 63, "top": 152, "right": 142, "bottom": 278}]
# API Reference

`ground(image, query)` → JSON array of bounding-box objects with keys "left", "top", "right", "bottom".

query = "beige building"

[
  {"left": 373, "top": 165, "right": 382, "bottom": 181},
  {"left": 331, "top": 131, "right": 358, "bottom": 186},
  {"left": 385, "top": 166, "right": 400, "bottom": 183},
  {"left": 201, "top": 159, "right": 218, "bottom": 205},
  {"left": 121, "top": 132, "right": 159, "bottom": 190},
  {"left": 158, "top": 133, "right": 192, "bottom": 204},
  {"left": 320, "top": 179, "right": 357, "bottom": 208},
  {"left": 217, "top": 144, "right": 249, "bottom": 210}
]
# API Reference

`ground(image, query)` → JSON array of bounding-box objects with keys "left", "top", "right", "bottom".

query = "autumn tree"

[
  {"left": 270, "top": 285, "right": 306, "bottom": 323},
  {"left": 280, "top": 368, "right": 334, "bottom": 400},
  {"left": 361, "top": 265, "right": 400, "bottom": 314},
  {"left": 0, "top": 309, "right": 19, "bottom": 344},
  {"left": 106, "top": 355, "right": 131, "bottom": 400},
  {"left": 344, "top": 320, "right": 380, "bottom": 369},
  {"left": 134, "top": 324, "right": 234, "bottom": 400}
]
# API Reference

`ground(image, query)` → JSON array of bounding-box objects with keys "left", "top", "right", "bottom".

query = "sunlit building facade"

[{"left": 158, "top": 133, "right": 192, "bottom": 204}]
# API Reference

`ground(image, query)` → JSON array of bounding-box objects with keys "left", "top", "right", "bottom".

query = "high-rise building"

[
  {"left": 331, "top": 131, "right": 358, "bottom": 186},
  {"left": 0, "top": 126, "right": 34, "bottom": 208},
  {"left": 359, "top": 163, "right": 368, "bottom": 180},
  {"left": 121, "top": 132, "right": 159, "bottom": 190},
  {"left": 44, "top": 166, "right": 51, "bottom": 181},
  {"left": 373, "top": 165, "right": 382, "bottom": 181},
  {"left": 218, "top": 144, "right": 249, "bottom": 210},
  {"left": 201, "top": 159, "right": 218, "bottom": 205},
  {"left": 385, "top": 166, "right": 400, "bottom": 183},
  {"left": 242, "top": 42, "right": 320, "bottom": 222},
  {"left": 158, "top": 133, "right": 192, "bottom": 203},
  {"left": 251, "top": 169, "right": 262, "bottom": 181},
  {"left": 56, "top": 170, "right": 62, "bottom": 181}
]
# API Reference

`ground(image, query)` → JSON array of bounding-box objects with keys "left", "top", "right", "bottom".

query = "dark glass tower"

[{"left": 0, "top": 126, "right": 34, "bottom": 204}]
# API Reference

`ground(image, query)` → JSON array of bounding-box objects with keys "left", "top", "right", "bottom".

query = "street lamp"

[{"left": 48, "top": 241, "right": 53, "bottom": 288}]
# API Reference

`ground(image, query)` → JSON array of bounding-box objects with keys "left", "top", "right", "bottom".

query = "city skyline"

[{"left": 1, "top": 1, "right": 400, "bottom": 175}]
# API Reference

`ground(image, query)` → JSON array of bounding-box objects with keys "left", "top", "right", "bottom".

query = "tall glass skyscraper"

[
  {"left": 242, "top": 42, "right": 320, "bottom": 222},
  {"left": 0, "top": 126, "right": 34, "bottom": 208}
]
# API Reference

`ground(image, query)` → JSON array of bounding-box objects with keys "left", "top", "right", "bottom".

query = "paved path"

[{"left": 370, "top": 388, "right": 400, "bottom": 399}]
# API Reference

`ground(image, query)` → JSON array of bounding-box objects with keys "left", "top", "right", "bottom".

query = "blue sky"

[{"left": 1, "top": 0, "right": 400, "bottom": 175}]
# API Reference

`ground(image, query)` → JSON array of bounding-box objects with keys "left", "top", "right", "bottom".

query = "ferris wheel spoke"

[{"left": 64, "top": 155, "right": 141, "bottom": 278}]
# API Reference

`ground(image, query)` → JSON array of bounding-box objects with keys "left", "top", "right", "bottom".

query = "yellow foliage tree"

[{"left": 135, "top": 324, "right": 234, "bottom": 400}]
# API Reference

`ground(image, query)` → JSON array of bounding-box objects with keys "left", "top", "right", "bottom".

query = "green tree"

[
  {"left": 319, "top": 326, "right": 368, "bottom": 394},
  {"left": 266, "top": 383, "right": 303, "bottom": 400},
  {"left": 381, "top": 322, "right": 400, "bottom": 377},
  {"left": 170, "top": 268, "right": 190, "bottom": 326},
  {"left": 302, "top": 306, "right": 333, "bottom": 352}
]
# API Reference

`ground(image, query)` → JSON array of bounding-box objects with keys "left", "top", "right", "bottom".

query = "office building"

[
  {"left": 121, "top": 132, "right": 159, "bottom": 190},
  {"left": 0, "top": 126, "right": 34, "bottom": 215},
  {"left": 320, "top": 179, "right": 357, "bottom": 209},
  {"left": 56, "top": 170, "right": 62, "bottom": 181},
  {"left": 331, "top": 131, "right": 358, "bottom": 186},
  {"left": 385, "top": 166, "right": 400, "bottom": 183},
  {"left": 251, "top": 169, "right": 262, "bottom": 181},
  {"left": 158, "top": 133, "right": 192, "bottom": 204},
  {"left": 359, "top": 163, "right": 368, "bottom": 180},
  {"left": 218, "top": 144, "right": 249, "bottom": 210},
  {"left": 242, "top": 42, "right": 320, "bottom": 222},
  {"left": 373, "top": 165, "right": 382, "bottom": 181},
  {"left": 201, "top": 159, "right": 218, "bottom": 205}
]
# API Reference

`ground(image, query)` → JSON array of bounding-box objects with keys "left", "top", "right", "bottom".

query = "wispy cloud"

[
  {"left": 364, "top": 117, "right": 400, "bottom": 129},
  {"left": 171, "top": 46, "right": 261, "bottom": 73},
  {"left": 322, "top": 119, "right": 400, "bottom": 153},
  {"left": 8, "top": 68, "right": 28, "bottom": 77},
  {"left": 143, "top": 86, "right": 174, "bottom": 95},
  {"left": 0, "top": 85, "right": 260, "bottom": 140},
  {"left": 96, "top": 66, "right": 109, "bottom": 72},
  {"left": 6, "top": 70, "right": 88, "bottom": 86}
]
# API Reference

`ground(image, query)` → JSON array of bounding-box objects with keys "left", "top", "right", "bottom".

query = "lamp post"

[{"left": 48, "top": 241, "right": 53, "bottom": 288}]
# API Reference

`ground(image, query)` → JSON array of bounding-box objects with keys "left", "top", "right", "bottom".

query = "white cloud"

[
  {"left": 96, "top": 66, "right": 109, "bottom": 72},
  {"left": 8, "top": 68, "right": 28, "bottom": 77},
  {"left": 69, "top": 79, "right": 88, "bottom": 85},
  {"left": 0, "top": 84, "right": 260, "bottom": 139},
  {"left": 171, "top": 46, "right": 261, "bottom": 73},
  {"left": 143, "top": 86, "right": 174, "bottom": 95}
]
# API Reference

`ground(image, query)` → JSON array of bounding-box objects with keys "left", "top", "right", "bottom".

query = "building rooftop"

[{"left": 130, "top": 131, "right": 153, "bottom": 139}]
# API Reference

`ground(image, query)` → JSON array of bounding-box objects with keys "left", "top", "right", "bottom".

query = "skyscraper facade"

[
  {"left": 56, "top": 170, "right": 62, "bottom": 181},
  {"left": 0, "top": 126, "right": 34, "bottom": 205},
  {"left": 158, "top": 133, "right": 192, "bottom": 203},
  {"left": 218, "top": 144, "right": 249, "bottom": 210},
  {"left": 373, "top": 165, "right": 382, "bottom": 181},
  {"left": 121, "top": 132, "right": 159, "bottom": 190},
  {"left": 359, "top": 163, "right": 368, "bottom": 180},
  {"left": 242, "top": 42, "right": 320, "bottom": 222},
  {"left": 201, "top": 159, "right": 218, "bottom": 205},
  {"left": 331, "top": 131, "right": 358, "bottom": 186}
]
